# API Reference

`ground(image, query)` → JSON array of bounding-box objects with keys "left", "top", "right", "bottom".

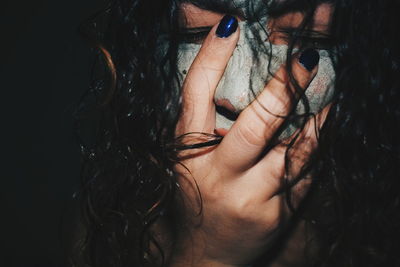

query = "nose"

[
  {"left": 213, "top": 22, "right": 335, "bottom": 138},
  {"left": 214, "top": 21, "right": 283, "bottom": 114}
]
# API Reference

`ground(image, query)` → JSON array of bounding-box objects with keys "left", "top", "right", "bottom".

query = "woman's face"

[{"left": 177, "top": 1, "right": 335, "bottom": 137}]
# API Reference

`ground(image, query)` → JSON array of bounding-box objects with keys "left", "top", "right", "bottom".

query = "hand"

[{"left": 172, "top": 16, "right": 329, "bottom": 267}]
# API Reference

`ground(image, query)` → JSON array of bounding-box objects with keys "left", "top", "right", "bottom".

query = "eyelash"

[
  {"left": 178, "top": 31, "right": 210, "bottom": 44},
  {"left": 177, "top": 27, "right": 212, "bottom": 44},
  {"left": 273, "top": 29, "right": 335, "bottom": 50},
  {"left": 178, "top": 29, "right": 334, "bottom": 51}
]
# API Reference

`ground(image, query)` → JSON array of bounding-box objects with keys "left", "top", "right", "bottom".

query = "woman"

[{"left": 75, "top": 0, "right": 400, "bottom": 266}]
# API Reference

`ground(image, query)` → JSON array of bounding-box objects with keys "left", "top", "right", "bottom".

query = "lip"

[
  {"left": 215, "top": 98, "right": 236, "bottom": 112},
  {"left": 215, "top": 98, "right": 239, "bottom": 121}
]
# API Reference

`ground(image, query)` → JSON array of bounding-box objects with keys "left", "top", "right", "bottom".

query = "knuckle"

[
  {"left": 256, "top": 89, "right": 290, "bottom": 117},
  {"left": 228, "top": 198, "right": 282, "bottom": 232},
  {"left": 263, "top": 204, "right": 283, "bottom": 231},
  {"left": 203, "top": 183, "right": 222, "bottom": 203},
  {"left": 229, "top": 198, "right": 258, "bottom": 222},
  {"left": 265, "top": 213, "right": 281, "bottom": 231},
  {"left": 234, "top": 118, "right": 267, "bottom": 147}
]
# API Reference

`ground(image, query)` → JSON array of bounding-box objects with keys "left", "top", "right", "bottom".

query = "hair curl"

[{"left": 73, "top": 0, "right": 400, "bottom": 266}]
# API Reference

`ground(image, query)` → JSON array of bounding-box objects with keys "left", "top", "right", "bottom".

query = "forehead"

[
  {"left": 181, "top": 0, "right": 333, "bottom": 34},
  {"left": 180, "top": 0, "right": 268, "bottom": 18}
]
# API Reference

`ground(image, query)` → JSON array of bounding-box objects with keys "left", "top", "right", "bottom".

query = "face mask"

[{"left": 176, "top": 19, "right": 335, "bottom": 139}]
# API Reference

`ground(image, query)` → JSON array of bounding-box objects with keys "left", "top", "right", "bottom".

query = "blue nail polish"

[
  {"left": 216, "top": 15, "right": 238, "bottom": 38},
  {"left": 299, "top": 48, "right": 320, "bottom": 71}
]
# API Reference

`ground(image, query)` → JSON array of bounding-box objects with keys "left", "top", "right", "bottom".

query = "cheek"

[
  {"left": 279, "top": 52, "right": 335, "bottom": 139},
  {"left": 213, "top": 42, "right": 287, "bottom": 112},
  {"left": 176, "top": 43, "right": 202, "bottom": 81},
  {"left": 302, "top": 52, "right": 335, "bottom": 109},
  {"left": 175, "top": 37, "right": 335, "bottom": 137}
]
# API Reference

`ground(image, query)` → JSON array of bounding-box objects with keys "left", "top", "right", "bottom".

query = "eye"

[
  {"left": 178, "top": 26, "right": 212, "bottom": 44},
  {"left": 270, "top": 27, "right": 335, "bottom": 50},
  {"left": 294, "top": 35, "right": 335, "bottom": 50}
]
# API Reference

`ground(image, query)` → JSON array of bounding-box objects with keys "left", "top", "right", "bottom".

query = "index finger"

[{"left": 176, "top": 15, "right": 240, "bottom": 136}]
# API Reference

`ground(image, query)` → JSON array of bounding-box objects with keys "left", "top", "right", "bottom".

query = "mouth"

[{"left": 215, "top": 98, "right": 239, "bottom": 121}]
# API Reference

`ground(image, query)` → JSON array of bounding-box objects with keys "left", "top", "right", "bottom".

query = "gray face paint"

[
  {"left": 185, "top": 0, "right": 269, "bottom": 18},
  {"left": 176, "top": 18, "right": 335, "bottom": 139}
]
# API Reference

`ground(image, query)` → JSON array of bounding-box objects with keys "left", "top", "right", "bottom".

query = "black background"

[{"left": 1, "top": 0, "right": 101, "bottom": 266}]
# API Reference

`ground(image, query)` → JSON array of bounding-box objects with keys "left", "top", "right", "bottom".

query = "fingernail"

[
  {"left": 299, "top": 48, "right": 320, "bottom": 71},
  {"left": 216, "top": 15, "right": 238, "bottom": 38}
]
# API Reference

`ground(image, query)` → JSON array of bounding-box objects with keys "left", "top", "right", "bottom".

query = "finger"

[
  {"left": 249, "top": 103, "right": 332, "bottom": 199},
  {"left": 176, "top": 15, "right": 240, "bottom": 136},
  {"left": 214, "top": 128, "right": 229, "bottom": 136},
  {"left": 216, "top": 48, "right": 321, "bottom": 172}
]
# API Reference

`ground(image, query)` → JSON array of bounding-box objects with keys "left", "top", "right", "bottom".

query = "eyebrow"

[
  {"left": 276, "top": 26, "right": 332, "bottom": 37},
  {"left": 181, "top": 0, "right": 245, "bottom": 17}
]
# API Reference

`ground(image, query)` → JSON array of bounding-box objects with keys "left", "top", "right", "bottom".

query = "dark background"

[{"left": 1, "top": 0, "right": 101, "bottom": 266}]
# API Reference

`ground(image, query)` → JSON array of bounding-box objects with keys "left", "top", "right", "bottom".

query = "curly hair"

[
  {"left": 307, "top": 0, "right": 400, "bottom": 265},
  {"left": 73, "top": 0, "right": 400, "bottom": 266}
]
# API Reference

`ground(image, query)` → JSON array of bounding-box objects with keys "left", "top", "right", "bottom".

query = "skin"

[
  {"left": 181, "top": 3, "right": 332, "bottom": 42},
  {"left": 178, "top": 3, "right": 335, "bottom": 135},
  {"left": 168, "top": 3, "right": 333, "bottom": 267}
]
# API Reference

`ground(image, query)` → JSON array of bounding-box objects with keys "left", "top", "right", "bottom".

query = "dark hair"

[
  {"left": 73, "top": 0, "right": 400, "bottom": 266},
  {"left": 306, "top": 0, "right": 400, "bottom": 266}
]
